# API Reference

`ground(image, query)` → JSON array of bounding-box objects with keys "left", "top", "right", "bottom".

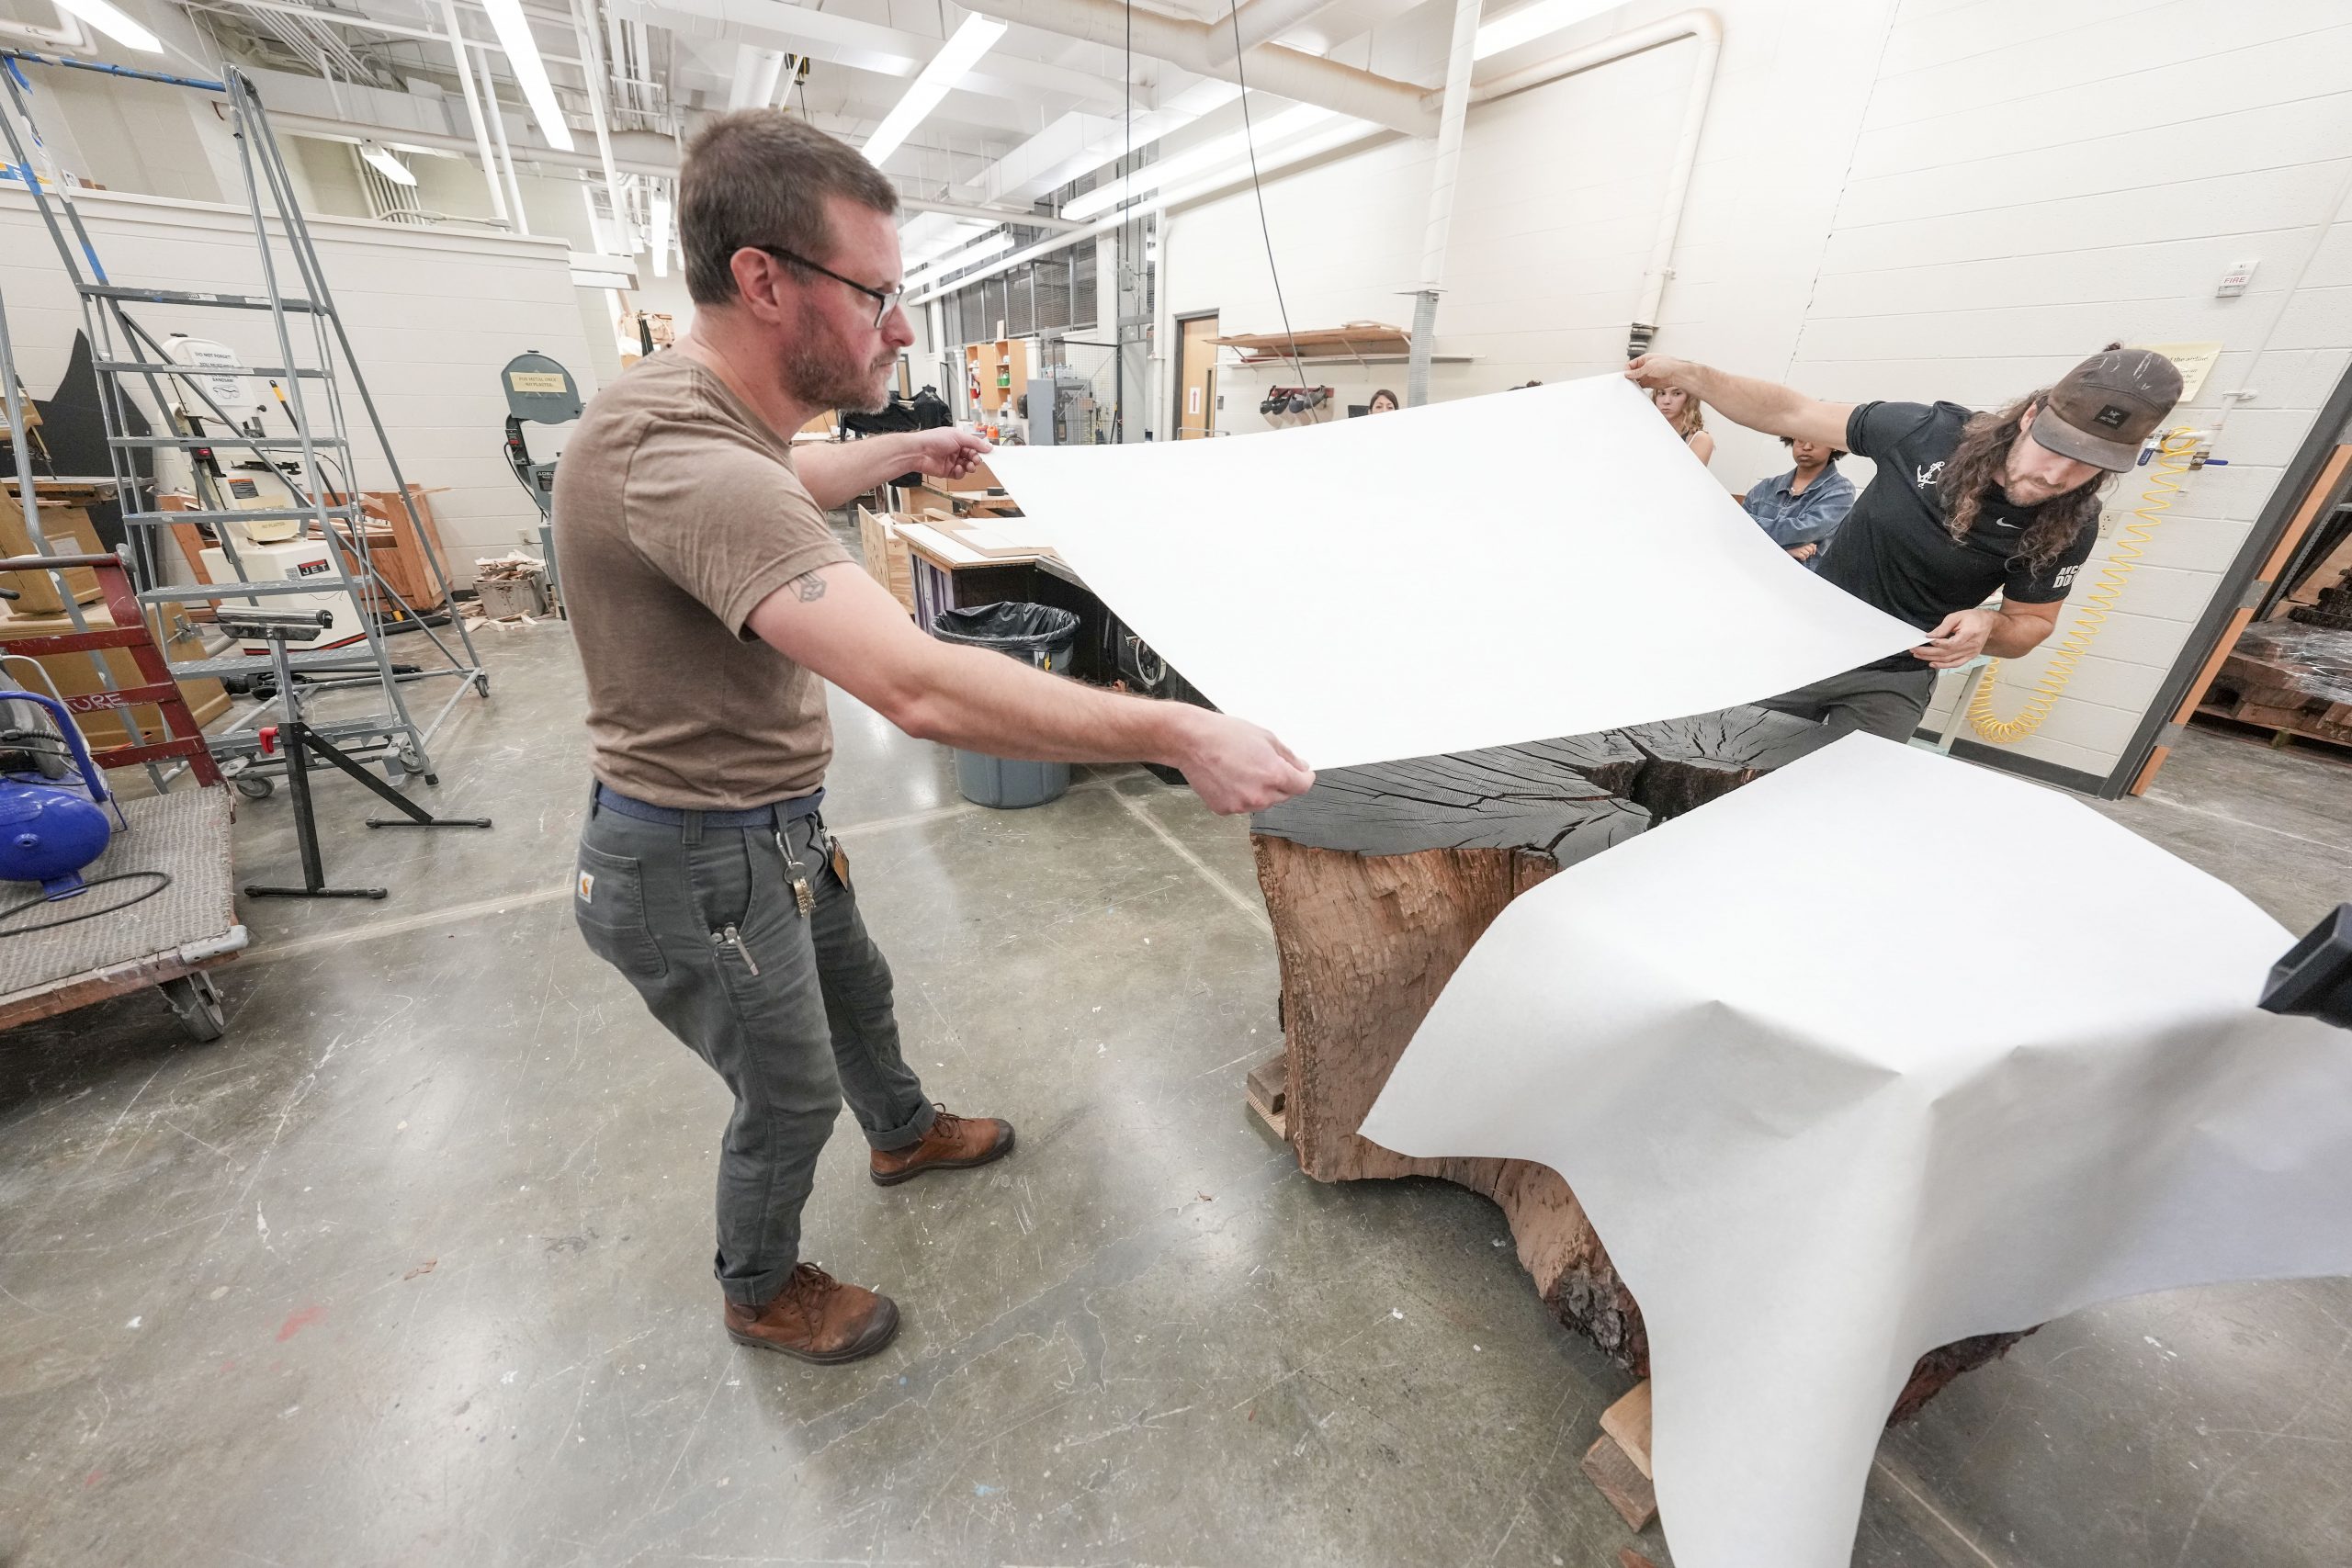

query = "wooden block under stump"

[
  {"left": 1581, "top": 1430, "right": 1657, "bottom": 1531},
  {"left": 1599, "top": 1380, "right": 1654, "bottom": 1480},
  {"left": 1617, "top": 1551, "right": 1661, "bottom": 1568},
  {"left": 1244, "top": 1052, "right": 1288, "bottom": 1137}
]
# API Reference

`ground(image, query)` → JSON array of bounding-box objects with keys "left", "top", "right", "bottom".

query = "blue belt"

[{"left": 593, "top": 781, "right": 824, "bottom": 829}]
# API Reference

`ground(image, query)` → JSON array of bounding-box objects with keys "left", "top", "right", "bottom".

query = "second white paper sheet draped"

[
  {"left": 1359, "top": 734, "right": 2352, "bottom": 1568},
  {"left": 985, "top": 377, "right": 1923, "bottom": 770}
]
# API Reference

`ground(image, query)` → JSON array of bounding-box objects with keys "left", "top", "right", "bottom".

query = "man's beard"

[{"left": 784, "top": 306, "right": 896, "bottom": 412}]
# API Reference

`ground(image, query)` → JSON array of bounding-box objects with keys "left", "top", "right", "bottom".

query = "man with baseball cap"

[{"left": 1627, "top": 346, "right": 2183, "bottom": 740}]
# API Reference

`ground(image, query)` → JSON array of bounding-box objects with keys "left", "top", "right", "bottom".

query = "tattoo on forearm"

[{"left": 794, "top": 573, "right": 828, "bottom": 603}]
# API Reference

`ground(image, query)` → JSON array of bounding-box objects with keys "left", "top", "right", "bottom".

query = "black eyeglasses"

[{"left": 752, "top": 244, "right": 903, "bottom": 327}]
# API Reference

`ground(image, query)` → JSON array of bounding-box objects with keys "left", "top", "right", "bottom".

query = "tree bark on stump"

[{"left": 1250, "top": 706, "right": 2028, "bottom": 1404}]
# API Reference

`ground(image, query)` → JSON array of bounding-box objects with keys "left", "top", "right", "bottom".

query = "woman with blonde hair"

[{"left": 1652, "top": 383, "right": 1715, "bottom": 464}]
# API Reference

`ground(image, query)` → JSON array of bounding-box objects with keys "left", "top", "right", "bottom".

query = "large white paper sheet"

[
  {"left": 1359, "top": 735, "right": 2352, "bottom": 1568},
  {"left": 986, "top": 378, "right": 1923, "bottom": 769}
]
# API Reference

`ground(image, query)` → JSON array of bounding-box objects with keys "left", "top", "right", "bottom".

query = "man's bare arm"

[
  {"left": 794, "top": 429, "right": 991, "bottom": 510},
  {"left": 1913, "top": 599, "right": 2062, "bottom": 669},
  {"left": 746, "top": 564, "right": 1313, "bottom": 814},
  {"left": 1627, "top": 355, "right": 1855, "bottom": 450}
]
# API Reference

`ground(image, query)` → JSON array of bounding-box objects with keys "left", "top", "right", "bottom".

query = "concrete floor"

[{"left": 4, "top": 609, "right": 2350, "bottom": 1568}]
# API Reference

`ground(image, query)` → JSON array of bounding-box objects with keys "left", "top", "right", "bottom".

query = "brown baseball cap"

[{"left": 2030, "top": 347, "right": 2185, "bottom": 471}]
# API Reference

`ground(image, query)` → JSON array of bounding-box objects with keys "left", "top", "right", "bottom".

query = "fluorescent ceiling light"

[
  {"left": 1147, "top": 116, "right": 1380, "bottom": 216},
  {"left": 904, "top": 219, "right": 994, "bottom": 268},
  {"left": 903, "top": 228, "right": 1012, "bottom": 288},
  {"left": 51, "top": 0, "right": 162, "bottom": 53},
  {"left": 862, "top": 16, "right": 1007, "bottom": 169},
  {"left": 1474, "top": 0, "right": 1618, "bottom": 60},
  {"left": 1063, "top": 103, "right": 1334, "bottom": 221},
  {"left": 649, "top": 186, "right": 672, "bottom": 278},
  {"left": 1003, "top": 80, "right": 1244, "bottom": 207},
  {"left": 359, "top": 142, "right": 417, "bottom": 186},
  {"left": 480, "top": 0, "right": 576, "bottom": 152},
  {"left": 568, "top": 252, "right": 638, "bottom": 288}
]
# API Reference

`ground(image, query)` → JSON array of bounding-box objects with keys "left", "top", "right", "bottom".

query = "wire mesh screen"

[
  {"left": 1034, "top": 258, "right": 1072, "bottom": 333},
  {"left": 1071, "top": 245, "right": 1096, "bottom": 330},
  {"left": 1007, "top": 269, "right": 1035, "bottom": 337}
]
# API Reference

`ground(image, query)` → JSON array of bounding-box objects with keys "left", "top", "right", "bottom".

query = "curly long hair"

[
  {"left": 1939, "top": 389, "right": 2111, "bottom": 571},
  {"left": 1652, "top": 384, "right": 1705, "bottom": 437}
]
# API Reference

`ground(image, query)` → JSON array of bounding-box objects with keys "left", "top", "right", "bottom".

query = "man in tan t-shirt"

[{"left": 557, "top": 111, "right": 1314, "bottom": 1366}]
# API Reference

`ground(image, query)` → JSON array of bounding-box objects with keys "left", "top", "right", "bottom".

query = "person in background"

[
  {"left": 1743, "top": 434, "right": 1856, "bottom": 568},
  {"left": 1367, "top": 389, "right": 1400, "bottom": 413},
  {"left": 1653, "top": 384, "right": 1715, "bottom": 464},
  {"left": 1627, "top": 345, "right": 2182, "bottom": 741}
]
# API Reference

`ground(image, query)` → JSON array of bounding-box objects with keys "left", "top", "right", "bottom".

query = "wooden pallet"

[{"left": 2197, "top": 699, "right": 2352, "bottom": 755}]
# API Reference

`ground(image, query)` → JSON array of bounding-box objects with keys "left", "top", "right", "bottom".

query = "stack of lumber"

[{"left": 2202, "top": 618, "right": 2352, "bottom": 750}]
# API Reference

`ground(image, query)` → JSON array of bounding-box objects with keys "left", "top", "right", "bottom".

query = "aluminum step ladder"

[{"left": 0, "top": 51, "right": 489, "bottom": 793}]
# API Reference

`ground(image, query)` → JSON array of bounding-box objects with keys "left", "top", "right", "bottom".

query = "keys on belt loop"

[{"left": 775, "top": 818, "right": 815, "bottom": 919}]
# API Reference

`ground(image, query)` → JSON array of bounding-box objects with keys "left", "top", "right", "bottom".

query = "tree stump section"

[{"left": 1249, "top": 706, "right": 2029, "bottom": 1411}]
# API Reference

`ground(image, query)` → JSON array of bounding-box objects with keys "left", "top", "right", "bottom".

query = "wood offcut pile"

[{"left": 464, "top": 553, "right": 548, "bottom": 625}]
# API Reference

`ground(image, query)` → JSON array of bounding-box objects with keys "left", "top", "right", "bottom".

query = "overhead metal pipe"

[
  {"left": 474, "top": 44, "right": 530, "bottom": 232},
  {"left": 960, "top": 0, "right": 1435, "bottom": 137},
  {"left": 1464, "top": 8, "right": 1723, "bottom": 355},
  {"left": 439, "top": 0, "right": 509, "bottom": 226},
  {"left": 266, "top": 108, "right": 1080, "bottom": 231},
  {"left": 569, "top": 0, "right": 628, "bottom": 253},
  {"left": 1201, "top": 0, "right": 1347, "bottom": 65},
  {"left": 1406, "top": 0, "right": 1481, "bottom": 408}
]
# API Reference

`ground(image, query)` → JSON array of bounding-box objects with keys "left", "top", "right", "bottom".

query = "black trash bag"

[{"left": 931, "top": 602, "right": 1079, "bottom": 674}]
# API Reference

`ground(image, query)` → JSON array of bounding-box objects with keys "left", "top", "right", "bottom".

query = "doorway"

[{"left": 1175, "top": 311, "right": 1219, "bottom": 439}]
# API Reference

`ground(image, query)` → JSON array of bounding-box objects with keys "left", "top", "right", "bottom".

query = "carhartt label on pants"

[{"left": 577, "top": 869, "right": 595, "bottom": 903}]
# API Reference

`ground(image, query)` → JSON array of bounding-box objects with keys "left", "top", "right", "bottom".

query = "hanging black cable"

[
  {"left": 1114, "top": 0, "right": 1132, "bottom": 443},
  {"left": 1224, "top": 0, "right": 1310, "bottom": 397}
]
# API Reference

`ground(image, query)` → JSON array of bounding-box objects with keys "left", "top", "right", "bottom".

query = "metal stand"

[
  {"left": 228, "top": 610, "right": 488, "bottom": 901},
  {"left": 0, "top": 50, "right": 490, "bottom": 795}
]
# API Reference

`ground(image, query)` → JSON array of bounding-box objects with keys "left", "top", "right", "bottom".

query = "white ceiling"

[{"left": 175, "top": 0, "right": 1460, "bottom": 215}]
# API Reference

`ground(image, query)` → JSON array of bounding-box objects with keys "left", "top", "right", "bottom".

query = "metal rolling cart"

[{"left": 0, "top": 553, "right": 243, "bottom": 1043}]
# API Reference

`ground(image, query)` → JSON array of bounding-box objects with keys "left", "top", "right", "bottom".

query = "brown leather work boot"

[
  {"left": 869, "top": 1105, "right": 1016, "bottom": 1187},
  {"left": 723, "top": 1264, "right": 899, "bottom": 1363}
]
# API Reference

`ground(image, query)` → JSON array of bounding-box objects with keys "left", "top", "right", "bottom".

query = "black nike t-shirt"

[{"left": 1816, "top": 400, "right": 2098, "bottom": 672}]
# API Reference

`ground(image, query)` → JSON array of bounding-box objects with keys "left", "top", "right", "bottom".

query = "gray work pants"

[
  {"left": 1755, "top": 665, "right": 1938, "bottom": 742},
  {"left": 573, "top": 797, "right": 935, "bottom": 1308}
]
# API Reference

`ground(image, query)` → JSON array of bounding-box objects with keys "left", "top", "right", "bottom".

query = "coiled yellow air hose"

[{"left": 1966, "top": 426, "right": 2202, "bottom": 743}]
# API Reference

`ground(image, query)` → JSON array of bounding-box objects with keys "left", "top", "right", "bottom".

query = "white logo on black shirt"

[
  {"left": 1916, "top": 460, "right": 1945, "bottom": 488},
  {"left": 2052, "top": 564, "right": 2081, "bottom": 589}
]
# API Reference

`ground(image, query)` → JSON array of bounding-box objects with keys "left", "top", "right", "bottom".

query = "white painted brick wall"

[
  {"left": 1160, "top": 0, "right": 2352, "bottom": 785},
  {"left": 1793, "top": 0, "right": 2352, "bottom": 782}
]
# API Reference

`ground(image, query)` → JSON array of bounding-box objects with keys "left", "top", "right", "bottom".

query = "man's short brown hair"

[{"left": 679, "top": 111, "right": 899, "bottom": 307}]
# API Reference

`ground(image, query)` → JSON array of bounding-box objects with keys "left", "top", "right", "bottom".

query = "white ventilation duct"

[
  {"left": 959, "top": 0, "right": 1436, "bottom": 137},
  {"left": 1201, "top": 0, "right": 1351, "bottom": 65}
]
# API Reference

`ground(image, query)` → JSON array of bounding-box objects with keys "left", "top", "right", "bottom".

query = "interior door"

[{"left": 1177, "top": 312, "right": 1218, "bottom": 439}]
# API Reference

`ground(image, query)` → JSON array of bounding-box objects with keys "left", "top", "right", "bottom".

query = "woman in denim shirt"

[{"left": 1743, "top": 434, "right": 1857, "bottom": 570}]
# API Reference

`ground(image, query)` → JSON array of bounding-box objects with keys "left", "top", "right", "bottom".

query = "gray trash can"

[{"left": 930, "top": 603, "right": 1081, "bottom": 808}]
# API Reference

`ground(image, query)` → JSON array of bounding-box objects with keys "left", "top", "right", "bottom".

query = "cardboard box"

[
  {"left": 0, "top": 501, "right": 105, "bottom": 614},
  {"left": 0, "top": 601, "right": 229, "bottom": 753},
  {"left": 856, "top": 505, "right": 918, "bottom": 616}
]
